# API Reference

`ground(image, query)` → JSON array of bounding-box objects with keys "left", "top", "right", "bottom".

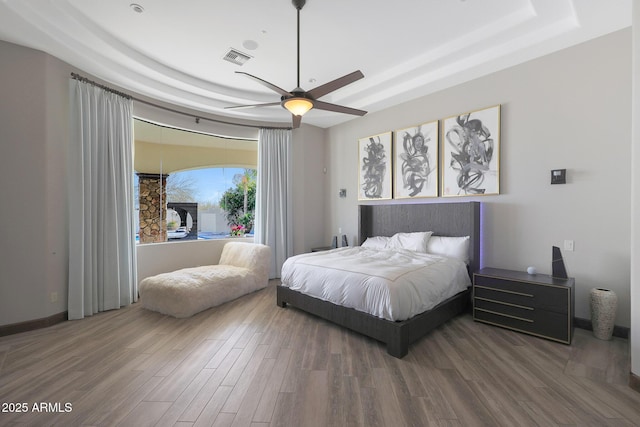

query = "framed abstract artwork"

[
  {"left": 358, "top": 132, "right": 393, "bottom": 201},
  {"left": 393, "top": 121, "right": 438, "bottom": 199},
  {"left": 441, "top": 105, "right": 500, "bottom": 197}
]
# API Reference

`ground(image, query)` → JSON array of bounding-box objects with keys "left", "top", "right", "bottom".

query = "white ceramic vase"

[{"left": 590, "top": 288, "right": 617, "bottom": 340}]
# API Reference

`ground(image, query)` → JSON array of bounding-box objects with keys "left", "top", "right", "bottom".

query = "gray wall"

[
  {"left": 291, "top": 124, "right": 328, "bottom": 254},
  {"left": 325, "top": 29, "right": 632, "bottom": 327},
  {"left": 0, "top": 40, "right": 70, "bottom": 324},
  {"left": 630, "top": 0, "right": 639, "bottom": 376}
]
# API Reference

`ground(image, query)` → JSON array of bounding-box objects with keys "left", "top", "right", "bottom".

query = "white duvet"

[{"left": 280, "top": 246, "right": 471, "bottom": 321}]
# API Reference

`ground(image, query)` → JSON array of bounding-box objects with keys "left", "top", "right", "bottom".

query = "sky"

[{"left": 172, "top": 167, "right": 245, "bottom": 204}]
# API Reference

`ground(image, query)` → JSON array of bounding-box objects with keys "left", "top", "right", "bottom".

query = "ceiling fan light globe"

[{"left": 283, "top": 98, "right": 313, "bottom": 116}]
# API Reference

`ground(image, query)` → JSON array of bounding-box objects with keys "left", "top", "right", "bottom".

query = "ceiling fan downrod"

[{"left": 292, "top": 0, "right": 306, "bottom": 90}]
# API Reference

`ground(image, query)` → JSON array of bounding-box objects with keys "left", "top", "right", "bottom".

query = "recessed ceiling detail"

[{"left": 0, "top": 0, "right": 631, "bottom": 128}]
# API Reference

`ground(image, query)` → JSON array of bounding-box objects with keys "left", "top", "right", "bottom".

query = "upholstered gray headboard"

[{"left": 358, "top": 202, "right": 482, "bottom": 273}]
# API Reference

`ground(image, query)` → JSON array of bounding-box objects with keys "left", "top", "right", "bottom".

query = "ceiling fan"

[{"left": 225, "top": 0, "right": 367, "bottom": 128}]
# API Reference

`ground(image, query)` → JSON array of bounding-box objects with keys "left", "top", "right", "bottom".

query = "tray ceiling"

[{"left": 0, "top": 0, "right": 631, "bottom": 128}]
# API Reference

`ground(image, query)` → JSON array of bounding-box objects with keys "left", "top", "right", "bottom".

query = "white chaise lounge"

[{"left": 139, "top": 242, "right": 271, "bottom": 318}]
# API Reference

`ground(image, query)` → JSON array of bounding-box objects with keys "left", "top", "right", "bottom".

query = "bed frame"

[{"left": 276, "top": 201, "right": 482, "bottom": 358}]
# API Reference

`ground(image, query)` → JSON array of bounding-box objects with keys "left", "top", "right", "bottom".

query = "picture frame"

[
  {"left": 441, "top": 104, "right": 500, "bottom": 197},
  {"left": 393, "top": 121, "right": 438, "bottom": 199},
  {"left": 358, "top": 132, "right": 393, "bottom": 201}
]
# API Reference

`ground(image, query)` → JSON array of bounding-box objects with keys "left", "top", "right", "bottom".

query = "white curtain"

[
  {"left": 68, "top": 79, "right": 137, "bottom": 320},
  {"left": 255, "top": 128, "right": 293, "bottom": 279}
]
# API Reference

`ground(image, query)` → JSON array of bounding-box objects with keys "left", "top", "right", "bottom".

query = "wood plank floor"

[{"left": 1, "top": 280, "right": 639, "bottom": 426}]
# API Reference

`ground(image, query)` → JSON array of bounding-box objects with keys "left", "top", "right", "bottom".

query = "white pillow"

[
  {"left": 361, "top": 236, "right": 390, "bottom": 249},
  {"left": 426, "top": 235, "right": 470, "bottom": 263},
  {"left": 385, "top": 231, "right": 433, "bottom": 253}
]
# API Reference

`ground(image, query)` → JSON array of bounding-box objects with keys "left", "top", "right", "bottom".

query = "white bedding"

[{"left": 280, "top": 246, "right": 471, "bottom": 321}]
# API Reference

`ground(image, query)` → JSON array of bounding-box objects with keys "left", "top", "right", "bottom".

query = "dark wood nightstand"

[
  {"left": 473, "top": 267, "right": 575, "bottom": 344},
  {"left": 311, "top": 246, "right": 333, "bottom": 252}
]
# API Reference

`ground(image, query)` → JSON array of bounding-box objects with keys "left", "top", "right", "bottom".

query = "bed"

[{"left": 277, "top": 201, "right": 481, "bottom": 358}]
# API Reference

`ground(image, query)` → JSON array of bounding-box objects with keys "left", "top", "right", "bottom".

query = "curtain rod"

[{"left": 70, "top": 72, "right": 291, "bottom": 131}]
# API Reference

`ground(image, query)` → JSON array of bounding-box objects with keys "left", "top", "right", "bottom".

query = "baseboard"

[
  {"left": 574, "top": 317, "right": 629, "bottom": 339},
  {"left": 630, "top": 373, "right": 640, "bottom": 394},
  {"left": 0, "top": 311, "right": 68, "bottom": 337}
]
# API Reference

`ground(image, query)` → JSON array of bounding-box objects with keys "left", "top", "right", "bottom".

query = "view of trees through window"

[
  {"left": 134, "top": 167, "right": 257, "bottom": 242},
  {"left": 168, "top": 167, "right": 256, "bottom": 238}
]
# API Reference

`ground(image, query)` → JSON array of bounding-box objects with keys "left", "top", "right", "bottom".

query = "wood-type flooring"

[{"left": 0, "top": 281, "right": 638, "bottom": 426}]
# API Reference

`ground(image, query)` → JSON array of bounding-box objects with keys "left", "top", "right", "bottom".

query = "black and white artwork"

[
  {"left": 394, "top": 121, "right": 438, "bottom": 199},
  {"left": 442, "top": 105, "right": 500, "bottom": 196},
  {"left": 358, "top": 132, "right": 392, "bottom": 200}
]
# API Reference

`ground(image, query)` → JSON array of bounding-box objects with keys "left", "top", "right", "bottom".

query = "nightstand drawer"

[
  {"left": 473, "top": 306, "right": 570, "bottom": 343},
  {"left": 474, "top": 275, "right": 569, "bottom": 314},
  {"left": 473, "top": 295, "right": 534, "bottom": 320}
]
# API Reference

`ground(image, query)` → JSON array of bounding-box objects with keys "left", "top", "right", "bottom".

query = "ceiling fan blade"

[
  {"left": 313, "top": 100, "right": 367, "bottom": 116},
  {"left": 292, "top": 114, "right": 302, "bottom": 129},
  {"left": 307, "top": 70, "right": 364, "bottom": 99},
  {"left": 235, "top": 71, "right": 291, "bottom": 97},
  {"left": 224, "top": 102, "right": 281, "bottom": 110}
]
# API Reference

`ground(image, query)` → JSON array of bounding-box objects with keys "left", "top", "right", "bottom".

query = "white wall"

[
  {"left": 326, "top": 29, "right": 632, "bottom": 327},
  {"left": 136, "top": 237, "right": 253, "bottom": 282}
]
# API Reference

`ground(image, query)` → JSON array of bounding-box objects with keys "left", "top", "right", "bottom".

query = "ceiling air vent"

[{"left": 223, "top": 48, "right": 252, "bottom": 66}]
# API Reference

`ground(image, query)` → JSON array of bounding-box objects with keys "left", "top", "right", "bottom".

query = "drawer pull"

[
  {"left": 474, "top": 297, "right": 534, "bottom": 311},
  {"left": 475, "top": 285, "right": 534, "bottom": 298},
  {"left": 474, "top": 307, "right": 534, "bottom": 323}
]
